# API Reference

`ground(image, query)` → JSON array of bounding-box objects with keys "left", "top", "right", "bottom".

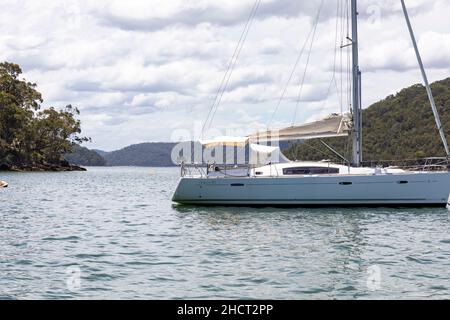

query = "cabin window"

[{"left": 283, "top": 166, "right": 339, "bottom": 175}]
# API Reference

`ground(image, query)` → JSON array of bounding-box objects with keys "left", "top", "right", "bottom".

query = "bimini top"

[
  {"left": 199, "top": 136, "right": 249, "bottom": 148},
  {"left": 247, "top": 113, "right": 351, "bottom": 142}
]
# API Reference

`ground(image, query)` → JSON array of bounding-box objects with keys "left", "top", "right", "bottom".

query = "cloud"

[
  {"left": 97, "top": 0, "right": 330, "bottom": 32},
  {"left": 259, "top": 38, "right": 284, "bottom": 55},
  {"left": 362, "top": 31, "right": 450, "bottom": 72},
  {"left": 419, "top": 32, "right": 450, "bottom": 69},
  {"left": 97, "top": 0, "right": 435, "bottom": 32},
  {"left": 0, "top": 0, "right": 448, "bottom": 150}
]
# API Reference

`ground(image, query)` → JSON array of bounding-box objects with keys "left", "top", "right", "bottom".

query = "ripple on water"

[
  {"left": 84, "top": 273, "right": 119, "bottom": 281},
  {"left": 405, "top": 256, "right": 434, "bottom": 265},
  {"left": 429, "top": 285, "right": 448, "bottom": 291},
  {"left": 1, "top": 167, "right": 450, "bottom": 299},
  {"left": 125, "top": 261, "right": 177, "bottom": 266},
  {"left": 74, "top": 253, "right": 110, "bottom": 259},
  {"left": 42, "top": 236, "right": 80, "bottom": 241}
]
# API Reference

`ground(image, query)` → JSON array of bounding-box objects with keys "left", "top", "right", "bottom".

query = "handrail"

[
  {"left": 361, "top": 157, "right": 449, "bottom": 172},
  {"left": 180, "top": 163, "right": 260, "bottom": 178},
  {"left": 179, "top": 157, "right": 450, "bottom": 178}
]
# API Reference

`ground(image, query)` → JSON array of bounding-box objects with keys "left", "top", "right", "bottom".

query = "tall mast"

[
  {"left": 351, "top": 0, "right": 362, "bottom": 166},
  {"left": 401, "top": 0, "right": 449, "bottom": 157}
]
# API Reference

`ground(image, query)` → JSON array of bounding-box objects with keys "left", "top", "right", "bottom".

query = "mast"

[
  {"left": 401, "top": 0, "right": 449, "bottom": 157},
  {"left": 351, "top": 0, "right": 362, "bottom": 166}
]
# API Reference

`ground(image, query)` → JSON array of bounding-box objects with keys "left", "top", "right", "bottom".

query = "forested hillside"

[
  {"left": 284, "top": 77, "right": 450, "bottom": 162},
  {"left": 65, "top": 145, "right": 106, "bottom": 166},
  {"left": 102, "top": 142, "right": 176, "bottom": 166}
]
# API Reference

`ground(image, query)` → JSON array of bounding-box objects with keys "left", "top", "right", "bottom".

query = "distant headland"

[
  {"left": 68, "top": 77, "right": 450, "bottom": 168},
  {"left": 65, "top": 142, "right": 177, "bottom": 167}
]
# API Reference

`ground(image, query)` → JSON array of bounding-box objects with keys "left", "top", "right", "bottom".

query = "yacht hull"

[{"left": 172, "top": 172, "right": 450, "bottom": 207}]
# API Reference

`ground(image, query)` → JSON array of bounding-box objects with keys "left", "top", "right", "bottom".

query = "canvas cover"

[{"left": 247, "top": 113, "right": 351, "bottom": 142}]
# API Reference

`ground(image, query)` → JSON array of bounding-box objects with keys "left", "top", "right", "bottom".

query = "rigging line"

[
  {"left": 339, "top": 0, "right": 344, "bottom": 116},
  {"left": 202, "top": 0, "right": 258, "bottom": 136},
  {"left": 202, "top": 0, "right": 258, "bottom": 134},
  {"left": 320, "top": 139, "right": 350, "bottom": 164},
  {"left": 334, "top": 0, "right": 343, "bottom": 114},
  {"left": 321, "top": 0, "right": 342, "bottom": 113},
  {"left": 346, "top": 0, "right": 352, "bottom": 113},
  {"left": 204, "top": 0, "right": 260, "bottom": 135},
  {"left": 330, "top": 0, "right": 340, "bottom": 88},
  {"left": 266, "top": 16, "right": 316, "bottom": 129},
  {"left": 201, "top": 0, "right": 260, "bottom": 137},
  {"left": 344, "top": 0, "right": 349, "bottom": 112},
  {"left": 208, "top": 0, "right": 260, "bottom": 129},
  {"left": 341, "top": 0, "right": 349, "bottom": 112},
  {"left": 343, "top": 0, "right": 348, "bottom": 111},
  {"left": 302, "top": 140, "right": 338, "bottom": 161},
  {"left": 346, "top": 0, "right": 350, "bottom": 38},
  {"left": 291, "top": 0, "right": 324, "bottom": 126},
  {"left": 203, "top": 0, "right": 261, "bottom": 136}
]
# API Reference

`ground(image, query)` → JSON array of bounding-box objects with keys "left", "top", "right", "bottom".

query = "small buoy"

[{"left": 0, "top": 180, "right": 8, "bottom": 188}]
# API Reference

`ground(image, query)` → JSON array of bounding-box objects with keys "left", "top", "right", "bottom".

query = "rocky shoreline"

[{"left": 0, "top": 161, "right": 86, "bottom": 172}]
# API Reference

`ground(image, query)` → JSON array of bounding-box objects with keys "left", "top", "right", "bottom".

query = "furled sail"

[{"left": 248, "top": 113, "right": 351, "bottom": 142}]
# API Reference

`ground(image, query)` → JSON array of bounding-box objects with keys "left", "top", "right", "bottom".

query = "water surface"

[{"left": 1, "top": 167, "right": 449, "bottom": 299}]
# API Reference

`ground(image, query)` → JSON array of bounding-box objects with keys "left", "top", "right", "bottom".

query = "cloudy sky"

[{"left": 1, "top": 0, "right": 449, "bottom": 151}]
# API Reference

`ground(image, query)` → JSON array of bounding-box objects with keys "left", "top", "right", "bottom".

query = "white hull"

[
  {"left": 171, "top": 0, "right": 450, "bottom": 208},
  {"left": 172, "top": 172, "right": 450, "bottom": 206}
]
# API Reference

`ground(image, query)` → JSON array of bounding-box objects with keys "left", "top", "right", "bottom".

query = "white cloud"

[{"left": 0, "top": 0, "right": 448, "bottom": 150}]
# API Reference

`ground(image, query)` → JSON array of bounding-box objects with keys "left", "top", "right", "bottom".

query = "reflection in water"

[
  {"left": 172, "top": 204, "right": 449, "bottom": 298},
  {"left": 1, "top": 167, "right": 449, "bottom": 299}
]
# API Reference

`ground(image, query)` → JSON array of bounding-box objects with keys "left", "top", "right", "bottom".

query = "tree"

[
  {"left": 0, "top": 61, "right": 89, "bottom": 167},
  {"left": 30, "top": 105, "right": 90, "bottom": 163},
  {"left": 0, "top": 62, "right": 42, "bottom": 164}
]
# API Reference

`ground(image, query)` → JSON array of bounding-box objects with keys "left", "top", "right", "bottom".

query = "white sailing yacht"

[{"left": 172, "top": 0, "right": 450, "bottom": 207}]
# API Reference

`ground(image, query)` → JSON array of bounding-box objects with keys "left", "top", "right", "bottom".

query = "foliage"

[
  {"left": 65, "top": 145, "right": 106, "bottom": 166},
  {"left": 103, "top": 143, "right": 177, "bottom": 166},
  {"left": 0, "top": 62, "right": 89, "bottom": 166},
  {"left": 284, "top": 77, "right": 450, "bottom": 163}
]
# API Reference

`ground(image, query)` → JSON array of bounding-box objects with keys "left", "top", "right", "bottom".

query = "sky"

[{"left": 0, "top": 0, "right": 449, "bottom": 151}]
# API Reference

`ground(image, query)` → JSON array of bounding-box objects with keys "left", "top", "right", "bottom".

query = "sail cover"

[
  {"left": 199, "top": 114, "right": 351, "bottom": 147},
  {"left": 248, "top": 113, "right": 352, "bottom": 142}
]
